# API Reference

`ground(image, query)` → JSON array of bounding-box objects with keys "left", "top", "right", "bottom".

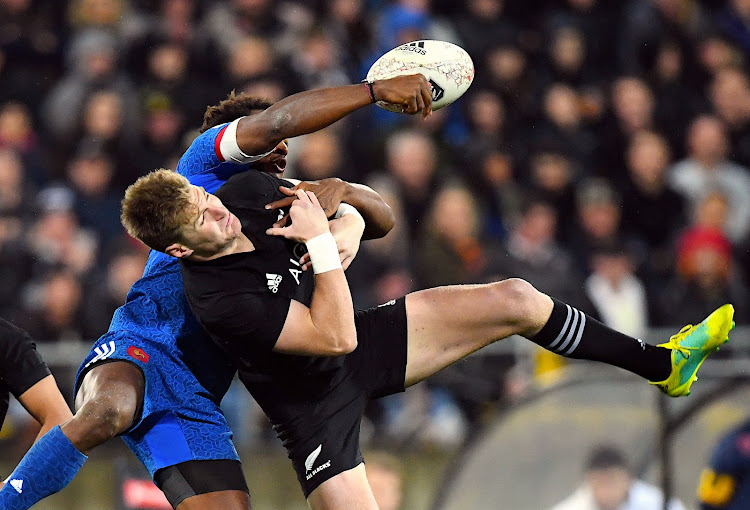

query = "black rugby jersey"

[
  {"left": 0, "top": 319, "right": 51, "bottom": 426},
  {"left": 181, "top": 170, "right": 345, "bottom": 378}
]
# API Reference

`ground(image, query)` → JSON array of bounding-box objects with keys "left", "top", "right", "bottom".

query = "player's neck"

[{"left": 192, "top": 233, "right": 255, "bottom": 261}]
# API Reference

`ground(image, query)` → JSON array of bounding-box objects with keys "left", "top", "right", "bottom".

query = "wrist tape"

[
  {"left": 305, "top": 232, "right": 341, "bottom": 274},
  {"left": 334, "top": 203, "right": 365, "bottom": 230}
]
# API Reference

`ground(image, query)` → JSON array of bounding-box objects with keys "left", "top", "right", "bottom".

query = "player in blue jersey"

[
  {"left": 698, "top": 418, "right": 750, "bottom": 510},
  {"left": 0, "top": 75, "right": 433, "bottom": 510},
  {"left": 118, "top": 148, "right": 734, "bottom": 507}
]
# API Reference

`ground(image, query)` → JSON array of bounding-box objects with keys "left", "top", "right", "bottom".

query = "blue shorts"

[{"left": 75, "top": 331, "right": 239, "bottom": 477}]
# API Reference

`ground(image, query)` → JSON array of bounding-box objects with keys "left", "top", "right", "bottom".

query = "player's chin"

[{"left": 256, "top": 162, "right": 285, "bottom": 177}]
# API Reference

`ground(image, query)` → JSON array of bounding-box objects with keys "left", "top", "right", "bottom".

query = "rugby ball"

[{"left": 366, "top": 40, "right": 474, "bottom": 112}]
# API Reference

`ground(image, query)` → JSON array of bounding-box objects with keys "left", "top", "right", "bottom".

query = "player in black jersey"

[
  {"left": 0, "top": 319, "right": 72, "bottom": 488},
  {"left": 121, "top": 162, "right": 734, "bottom": 509}
]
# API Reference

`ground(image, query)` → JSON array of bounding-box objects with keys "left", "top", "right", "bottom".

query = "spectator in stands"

[
  {"left": 454, "top": 0, "right": 516, "bottom": 62},
  {"left": 346, "top": 176, "right": 414, "bottom": 309},
  {"left": 698, "top": 416, "right": 750, "bottom": 510},
  {"left": 414, "top": 183, "right": 500, "bottom": 288},
  {"left": 139, "top": 40, "right": 208, "bottom": 127},
  {"left": 0, "top": 0, "right": 65, "bottom": 107},
  {"left": 570, "top": 178, "right": 631, "bottom": 275},
  {"left": 0, "top": 102, "right": 47, "bottom": 185},
  {"left": 26, "top": 203, "right": 98, "bottom": 278},
  {"left": 43, "top": 28, "right": 138, "bottom": 147},
  {"left": 708, "top": 68, "right": 750, "bottom": 166},
  {"left": 223, "top": 36, "right": 278, "bottom": 93},
  {"left": 669, "top": 115, "right": 750, "bottom": 243},
  {"left": 11, "top": 270, "right": 84, "bottom": 344},
  {"left": 599, "top": 77, "right": 657, "bottom": 182},
  {"left": 290, "top": 29, "right": 350, "bottom": 91},
  {"left": 527, "top": 148, "right": 578, "bottom": 242},
  {"left": 536, "top": 83, "right": 598, "bottom": 171},
  {"left": 0, "top": 149, "right": 35, "bottom": 221},
  {"left": 717, "top": 0, "right": 750, "bottom": 57},
  {"left": 138, "top": 93, "right": 185, "bottom": 174},
  {"left": 621, "top": 131, "right": 685, "bottom": 281},
  {"left": 656, "top": 226, "right": 748, "bottom": 326},
  {"left": 463, "top": 148, "right": 523, "bottom": 240},
  {"left": 383, "top": 129, "right": 442, "bottom": 236},
  {"left": 81, "top": 247, "right": 147, "bottom": 340},
  {"left": 585, "top": 240, "right": 649, "bottom": 339},
  {"left": 490, "top": 196, "right": 593, "bottom": 315},
  {"left": 291, "top": 129, "right": 345, "bottom": 182},
  {"left": 551, "top": 444, "right": 686, "bottom": 510},
  {"left": 65, "top": 143, "right": 123, "bottom": 245},
  {"left": 323, "top": 0, "right": 372, "bottom": 80}
]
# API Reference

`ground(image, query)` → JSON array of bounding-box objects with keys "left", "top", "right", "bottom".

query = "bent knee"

[
  {"left": 77, "top": 396, "right": 138, "bottom": 441},
  {"left": 489, "top": 278, "right": 546, "bottom": 322}
]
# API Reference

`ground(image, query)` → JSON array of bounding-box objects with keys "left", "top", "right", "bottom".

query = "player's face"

[
  {"left": 178, "top": 185, "right": 242, "bottom": 256},
  {"left": 254, "top": 139, "right": 288, "bottom": 177}
]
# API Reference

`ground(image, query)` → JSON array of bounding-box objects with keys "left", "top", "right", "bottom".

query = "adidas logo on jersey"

[
  {"left": 266, "top": 273, "right": 282, "bottom": 293},
  {"left": 9, "top": 479, "right": 23, "bottom": 494},
  {"left": 84, "top": 340, "right": 116, "bottom": 368}
]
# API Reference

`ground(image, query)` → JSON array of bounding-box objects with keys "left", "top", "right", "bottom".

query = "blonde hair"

[{"left": 121, "top": 169, "right": 196, "bottom": 252}]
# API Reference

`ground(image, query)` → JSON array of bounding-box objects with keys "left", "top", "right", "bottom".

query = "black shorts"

[
  {"left": 238, "top": 297, "right": 408, "bottom": 497},
  {"left": 154, "top": 459, "right": 249, "bottom": 508}
]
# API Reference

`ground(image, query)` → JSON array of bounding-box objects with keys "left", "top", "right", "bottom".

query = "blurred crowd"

[{"left": 2, "top": 0, "right": 750, "bottom": 447}]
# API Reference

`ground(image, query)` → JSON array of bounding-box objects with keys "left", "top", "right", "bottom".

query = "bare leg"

[
  {"left": 306, "top": 464, "right": 378, "bottom": 510},
  {"left": 404, "top": 278, "right": 552, "bottom": 386},
  {"left": 64, "top": 361, "right": 144, "bottom": 452},
  {"left": 177, "top": 490, "right": 251, "bottom": 510}
]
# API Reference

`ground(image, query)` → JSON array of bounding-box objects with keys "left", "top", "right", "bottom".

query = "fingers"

[
  {"left": 307, "top": 191, "right": 321, "bottom": 208},
  {"left": 265, "top": 195, "right": 295, "bottom": 210},
  {"left": 420, "top": 78, "right": 433, "bottom": 118},
  {"left": 416, "top": 90, "right": 425, "bottom": 116},
  {"left": 279, "top": 186, "right": 297, "bottom": 196},
  {"left": 265, "top": 226, "right": 287, "bottom": 237},
  {"left": 272, "top": 213, "right": 290, "bottom": 228}
]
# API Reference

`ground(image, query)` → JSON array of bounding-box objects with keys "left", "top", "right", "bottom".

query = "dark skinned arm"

[
  {"left": 266, "top": 178, "right": 395, "bottom": 240},
  {"left": 236, "top": 75, "right": 433, "bottom": 157}
]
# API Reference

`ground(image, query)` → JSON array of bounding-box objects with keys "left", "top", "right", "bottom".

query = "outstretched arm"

[{"left": 236, "top": 75, "right": 432, "bottom": 157}]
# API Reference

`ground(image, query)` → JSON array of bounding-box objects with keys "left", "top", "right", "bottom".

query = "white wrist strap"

[
  {"left": 334, "top": 203, "right": 366, "bottom": 230},
  {"left": 305, "top": 232, "right": 342, "bottom": 274}
]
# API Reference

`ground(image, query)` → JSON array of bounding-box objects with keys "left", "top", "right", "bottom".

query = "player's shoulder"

[
  {"left": 176, "top": 124, "right": 230, "bottom": 177},
  {"left": 0, "top": 318, "right": 34, "bottom": 348},
  {"left": 216, "top": 169, "right": 288, "bottom": 204}
]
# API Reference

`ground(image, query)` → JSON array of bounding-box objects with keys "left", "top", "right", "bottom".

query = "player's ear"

[{"left": 165, "top": 243, "right": 194, "bottom": 259}]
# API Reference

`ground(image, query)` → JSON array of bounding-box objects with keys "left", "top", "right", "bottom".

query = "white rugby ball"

[{"left": 366, "top": 40, "right": 475, "bottom": 112}]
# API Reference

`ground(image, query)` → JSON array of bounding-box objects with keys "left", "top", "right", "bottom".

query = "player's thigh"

[
  {"left": 306, "top": 464, "right": 378, "bottom": 510},
  {"left": 176, "top": 491, "right": 250, "bottom": 510},
  {"left": 404, "top": 279, "right": 549, "bottom": 386},
  {"left": 65, "top": 361, "right": 144, "bottom": 451},
  {"left": 156, "top": 459, "right": 250, "bottom": 509}
]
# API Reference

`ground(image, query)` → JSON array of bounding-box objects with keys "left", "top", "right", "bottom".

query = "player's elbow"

[
  {"left": 324, "top": 331, "right": 357, "bottom": 356},
  {"left": 364, "top": 205, "right": 395, "bottom": 240}
]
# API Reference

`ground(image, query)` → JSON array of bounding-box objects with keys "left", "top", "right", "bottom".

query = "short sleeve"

[
  {"left": 177, "top": 119, "right": 272, "bottom": 179},
  {"left": 0, "top": 319, "right": 51, "bottom": 397},
  {"left": 200, "top": 291, "right": 292, "bottom": 357}
]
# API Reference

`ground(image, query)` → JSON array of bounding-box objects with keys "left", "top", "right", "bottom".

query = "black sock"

[{"left": 528, "top": 298, "right": 672, "bottom": 381}]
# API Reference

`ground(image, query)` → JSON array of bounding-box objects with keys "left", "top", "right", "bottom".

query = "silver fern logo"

[{"left": 305, "top": 444, "right": 322, "bottom": 472}]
